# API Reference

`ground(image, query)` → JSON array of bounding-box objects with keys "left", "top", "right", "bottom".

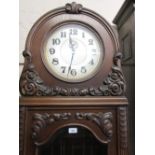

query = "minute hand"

[{"left": 67, "top": 52, "right": 75, "bottom": 76}]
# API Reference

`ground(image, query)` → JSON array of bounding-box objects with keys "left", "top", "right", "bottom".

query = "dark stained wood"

[
  {"left": 20, "top": 52, "right": 125, "bottom": 96},
  {"left": 113, "top": 0, "right": 135, "bottom": 155},
  {"left": 117, "top": 107, "right": 128, "bottom": 155},
  {"left": 39, "top": 126, "right": 108, "bottom": 155},
  {"left": 20, "top": 97, "right": 128, "bottom": 106},
  {"left": 20, "top": 97, "right": 128, "bottom": 155},
  {"left": 23, "top": 12, "right": 115, "bottom": 87},
  {"left": 19, "top": 2, "right": 126, "bottom": 97},
  {"left": 19, "top": 2, "right": 129, "bottom": 155},
  {"left": 19, "top": 107, "right": 26, "bottom": 155}
]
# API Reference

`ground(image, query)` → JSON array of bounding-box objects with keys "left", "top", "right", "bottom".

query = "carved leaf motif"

[
  {"left": 32, "top": 112, "right": 113, "bottom": 143},
  {"left": 65, "top": 2, "right": 83, "bottom": 14},
  {"left": 76, "top": 112, "right": 113, "bottom": 141},
  {"left": 19, "top": 52, "right": 126, "bottom": 96},
  {"left": 32, "top": 113, "right": 71, "bottom": 140}
]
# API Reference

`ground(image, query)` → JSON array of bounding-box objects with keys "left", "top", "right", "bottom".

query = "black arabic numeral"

[
  {"left": 88, "top": 39, "right": 93, "bottom": 45},
  {"left": 49, "top": 48, "right": 55, "bottom": 54},
  {"left": 52, "top": 38, "right": 61, "bottom": 45},
  {"left": 61, "top": 66, "right": 66, "bottom": 73},
  {"left": 81, "top": 66, "right": 87, "bottom": 73},
  {"left": 70, "top": 29, "right": 78, "bottom": 35},
  {"left": 71, "top": 69, "right": 77, "bottom": 76},
  {"left": 89, "top": 59, "right": 94, "bottom": 65},
  {"left": 82, "top": 32, "right": 85, "bottom": 38},
  {"left": 61, "top": 32, "right": 66, "bottom": 38},
  {"left": 52, "top": 58, "right": 59, "bottom": 65}
]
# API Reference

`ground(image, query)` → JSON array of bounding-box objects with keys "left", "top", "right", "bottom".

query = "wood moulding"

[
  {"left": 118, "top": 107, "right": 128, "bottom": 155},
  {"left": 19, "top": 107, "right": 26, "bottom": 155},
  {"left": 32, "top": 112, "right": 113, "bottom": 144},
  {"left": 19, "top": 96, "right": 128, "bottom": 107}
]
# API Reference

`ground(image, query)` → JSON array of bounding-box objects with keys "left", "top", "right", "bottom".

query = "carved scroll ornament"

[
  {"left": 32, "top": 112, "right": 113, "bottom": 143},
  {"left": 76, "top": 112, "right": 113, "bottom": 141},
  {"left": 65, "top": 2, "right": 83, "bottom": 14},
  {"left": 20, "top": 51, "right": 126, "bottom": 96},
  {"left": 32, "top": 112, "right": 71, "bottom": 140}
]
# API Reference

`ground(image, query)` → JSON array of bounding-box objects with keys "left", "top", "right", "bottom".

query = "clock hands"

[
  {"left": 67, "top": 52, "right": 75, "bottom": 76},
  {"left": 69, "top": 34, "right": 74, "bottom": 51},
  {"left": 69, "top": 34, "right": 78, "bottom": 51},
  {"left": 67, "top": 34, "right": 76, "bottom": 77}
]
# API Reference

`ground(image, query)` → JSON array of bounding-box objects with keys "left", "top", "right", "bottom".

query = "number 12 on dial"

[{"left": 43, "top": 24, "right": 103, "bottom": 82}]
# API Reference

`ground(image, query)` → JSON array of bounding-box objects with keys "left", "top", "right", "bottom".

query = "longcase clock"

[{"left": 19, "top": 2, "right": 128, "bottom": 155}]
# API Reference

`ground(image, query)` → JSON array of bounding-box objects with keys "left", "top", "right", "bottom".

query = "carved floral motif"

[
  {"left": 19, "top": 50, "right": 126, "bottom": 96},
  {"left": 32, "top": 113, "right": 71, "bottom": 140},
  {"left": 32, "top": 112, "right": 113, "bottom": 143},
  {"left": 76, "top": 112, "right": 113, "bottom": 141}
]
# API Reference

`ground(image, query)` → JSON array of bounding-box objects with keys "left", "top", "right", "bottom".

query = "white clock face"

[{"left": 42, "top": 24, "right": 104, "bottom": 82}]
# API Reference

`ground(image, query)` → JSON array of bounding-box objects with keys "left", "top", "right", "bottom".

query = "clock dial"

[{"left": 42, "top": 24, "right": 104, "bottom": 82}]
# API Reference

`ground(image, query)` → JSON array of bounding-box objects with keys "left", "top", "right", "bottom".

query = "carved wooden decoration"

[
  {"left": 118, "top": 107, "right": 128, "bottom": 155},
  {"left": 32, "top": 112, "right": 72, "bottom": 140},
  {"left": 32, "top": 112, "right": 113, "bottom": 144},
  {"left": 19, "top": 2, "right": 129, "bottom": 155},
  {"left": 19, "top": 2, "right": 126, "bottom": 97},
  {"left": 76, "top": 112, "right": 113, "bottom": 140},
  {"left": 20, "top": 52, "right": 125, "bottom": 96},
  {"left": 65, "top": 2, "right": 83, "bottom": 14}
]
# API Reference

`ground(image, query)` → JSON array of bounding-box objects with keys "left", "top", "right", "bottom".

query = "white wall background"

[{"left": 19, "top": 0, "right": 125, "bottom": 64}]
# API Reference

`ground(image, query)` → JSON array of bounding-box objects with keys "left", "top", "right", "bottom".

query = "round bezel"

[{"left": 41, "top": 22, "right": 104, "bottom": 83}]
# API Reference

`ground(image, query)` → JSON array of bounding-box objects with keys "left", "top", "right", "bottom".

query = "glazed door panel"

[
  {"left": 19, "top": 97, "right": 128, "bottom": 155},
  {"left": 39, "top": 126, "right": 108, "bottom": 155}
]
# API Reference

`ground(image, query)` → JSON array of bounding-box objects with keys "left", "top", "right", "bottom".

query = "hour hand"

[
  {"left": 67, "top": 53, "right": 74, "bottom": 77},
  {"left": 69, "top": 34, "right": 74, "bottom": 51}
]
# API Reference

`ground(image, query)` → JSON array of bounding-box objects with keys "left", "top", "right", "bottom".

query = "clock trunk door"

[{"left": 39, "top": 126, "right": 108, "bottom": 155}]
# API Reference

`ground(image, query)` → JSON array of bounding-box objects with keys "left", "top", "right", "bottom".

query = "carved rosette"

[
  {"left": 32, "top": 113, "right": 71, "bottom": 140},
  {"left": 20, "top": 50, "right": 126, "bottom": 96},
  {"left": 102, "top": 53, "right": 126, "bottom": 96},
  {"left": 76, "top": 112, "right": 113, "bottom": 141},
  {"left": 65, "top": 2, "right": 83, "bottom": 14},
  {"left": 20, "top": 64, "right": 52, "bottom": 96}
]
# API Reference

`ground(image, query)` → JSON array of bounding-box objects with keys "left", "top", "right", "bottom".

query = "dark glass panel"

[{"left": 39, "top": 126, "right": 107, "bottom": 155}]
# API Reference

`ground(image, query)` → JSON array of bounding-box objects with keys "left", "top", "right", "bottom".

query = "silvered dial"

[{"left": 42, "top": 24, "right": 103, "bottom": 82}]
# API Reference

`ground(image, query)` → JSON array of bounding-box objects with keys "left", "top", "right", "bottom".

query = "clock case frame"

[
  {"left": 19, "top": 2, "right": 126, "bottom": 96},
  {"left": 19, "top": 2, "right": 129, "bottom": 155}
]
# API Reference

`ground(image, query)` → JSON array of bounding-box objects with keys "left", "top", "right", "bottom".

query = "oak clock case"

[
  {"left": 19, "top": 2, "right": 128, "bottom": 155},
  {"left": 19, "top": 2, "right": 124, "bottom": 96}
]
